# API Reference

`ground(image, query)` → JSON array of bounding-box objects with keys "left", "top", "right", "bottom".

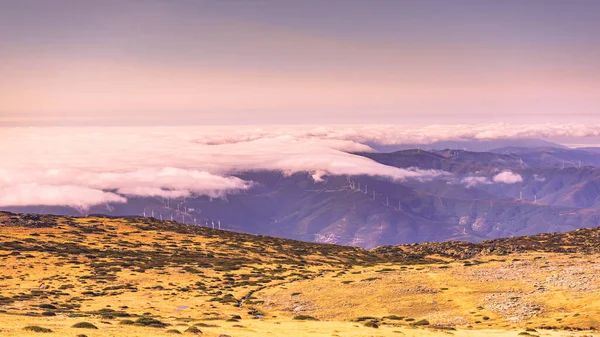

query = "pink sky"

[{"left": 1, "top": 1, "right": 599, "bottom": 125}]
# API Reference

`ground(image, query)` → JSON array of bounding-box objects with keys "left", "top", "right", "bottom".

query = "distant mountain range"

[
  {"left": 5, "top": 142, "right": 600, "bottom": 248},
  {"left": 367, "top": 138, "right": 566, "bottom": 152}
]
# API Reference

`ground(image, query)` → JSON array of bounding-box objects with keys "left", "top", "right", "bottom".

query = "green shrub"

[
  {"left": 184, "top": 326, "right": 202, "bottom": 334},
  {"left": 23, "top": 326, "right": 53, "bottom": 333},
  {"left": 194, "top": 323, "right": 219, "bottom": 327},
  {"left": 364, "top": 321, "right": 379, "bottom": 328},
  {"left": 72, "top": 322, "right": 98, "bottom": 329},
  {"left": 134, "top": 317, "right": 168, "bottom": 328},
  {"left": 411, "top": 319, "right": 430, "bottom": 326},
  {"left": 119, "top": 319, "right": 135, "bottom": 325},
  {"left": 355, "top": 316, "right": 378, "bottom": 322},
  {"left": 166, "top": 329, "right": 182, "bottom": 334},
  {"left": 293, "top": 315, "right": 318, "bottom": 321}
]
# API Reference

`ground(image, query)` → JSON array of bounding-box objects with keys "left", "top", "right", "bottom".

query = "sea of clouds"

[{"left": 1, "top": 123, "right": 599, "bottom": 210}]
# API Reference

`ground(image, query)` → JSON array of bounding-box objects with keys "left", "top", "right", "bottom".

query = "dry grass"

[{"left": 1, "top": 212, "right": 599, "bottom": 336}]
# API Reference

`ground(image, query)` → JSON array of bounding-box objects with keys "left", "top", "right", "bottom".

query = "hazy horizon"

[{"left": 2, "top": 0, "right": 599, "bottom": 126}]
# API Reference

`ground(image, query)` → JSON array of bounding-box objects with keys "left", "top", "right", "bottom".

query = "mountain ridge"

[{"left": 3, "top": 146, "right": 600, "bottom": 248}]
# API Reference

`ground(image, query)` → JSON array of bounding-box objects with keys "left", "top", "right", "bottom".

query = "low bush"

[
  {"left": 166, "top": 329, "right": 182, "bottom": 334},
  {"left": 184, "top": 326, "right": 202, "bottom": 334},
  {"left": 194, "top": 323, "right": 219, "bottom": 327},
  {"left": 72, "top": 322, "right": 98, "bottom": 329},
  {"left": 134, "top": 317, "right": 168, "bottom": 328},
  {"left": 364, "top": 321, "right": 379, "bottom": 328},
  {"left": 411, "top": 319, "right": 430, "bottom": 326},
  {"left": 23, "top": 326, "right": 53, "bottom": 333}
]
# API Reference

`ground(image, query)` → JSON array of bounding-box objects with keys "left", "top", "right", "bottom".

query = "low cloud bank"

[
  {"left": 1, "top": 123, "right": 592, "bottom": 210},
  {"left": 461, "top": 176, "right": 492, "bottom": 188},
  {"left": 0, "top": 126, "right": 443, "bottom": 210},
  {"left": 493, "top": 171, "right": 523, "bottom": 184},
  {"left": 461, "top": 171, "right": 523, "bottom": 187}
]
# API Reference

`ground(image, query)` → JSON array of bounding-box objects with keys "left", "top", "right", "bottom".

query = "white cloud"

[
  {"left": 0, "top": 183, "right": 126, "bottom": 211},
  {"left": 493, "top": 171, "right": 523, "bottom": 184},
  {"left": 0, "top": 126, "right": 445, "bottom": 210},
  {"left": 1, "top": 123, "right": 595, "bottom": 210},
  {"left": 461, "top": 176, "right": 491, "bottom": 188},
  {"left": 185, "top": 123, "right": 600, "bottom": 146}
]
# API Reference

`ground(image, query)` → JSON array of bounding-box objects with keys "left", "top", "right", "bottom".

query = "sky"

[{"left": 1, "top": 0, "right": 599, "bottom": 126}]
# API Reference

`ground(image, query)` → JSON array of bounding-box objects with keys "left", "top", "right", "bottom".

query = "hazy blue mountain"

[
  {"left": 5, "top": 146, "right": 600, "bottom": 248},
  {"left": 367, "top": 138, "right": 566, "bottom": 153}
]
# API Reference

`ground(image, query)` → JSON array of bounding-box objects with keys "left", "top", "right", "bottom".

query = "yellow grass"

[{"left": 1, "top": 214, "right": 599, "bottom": 336}]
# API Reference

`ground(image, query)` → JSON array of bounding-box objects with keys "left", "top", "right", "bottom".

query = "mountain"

[
  {"left": 1, "top": 212, "right": 599, "bottom": 336},
  {"left": 367, "top": 138, "right": 566, "bottom": 152},
  {"left": 4, "top": 146, "right": 600, "bottom": 248},
  {"left": 578, "top": 147, "right": 600, "bottom": 153},
  {"left": 490, "top": 146, "right": 600, "bottom": 168}
]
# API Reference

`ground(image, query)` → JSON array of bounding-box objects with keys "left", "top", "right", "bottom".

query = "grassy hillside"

[{"left": 1, "top": 211, "right": 599, "bottom": 336}]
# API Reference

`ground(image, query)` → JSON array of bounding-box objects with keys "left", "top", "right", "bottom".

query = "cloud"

[
  {"left": 493, "top": 171, "right": 523, "bottom": 184},
  {"left": 186, "top": 123, "right": 600, "bottom": 146},
  {"left": 0, "top": 183, "right": 126, "bottom": 211},
  {"left": 1, "top": 123, "right": 594, "bottom": 210},
  {"left": 0, "top": 126, "right": 446, "bottom": 210},
  {"left": 461, "top": 176, "right": 491, "bottom": 188}
]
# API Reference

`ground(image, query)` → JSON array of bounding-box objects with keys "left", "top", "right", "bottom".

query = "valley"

[{"left": 6, "top": 146, "right": 600, "bottom": 248}]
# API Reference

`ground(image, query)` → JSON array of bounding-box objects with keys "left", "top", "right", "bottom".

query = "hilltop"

[
  {"left": 374, "top": 226, "right": 600, "bottom": 260},
  {"left": 1, "top": 212, "right": 600, "bottom": 337}
]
